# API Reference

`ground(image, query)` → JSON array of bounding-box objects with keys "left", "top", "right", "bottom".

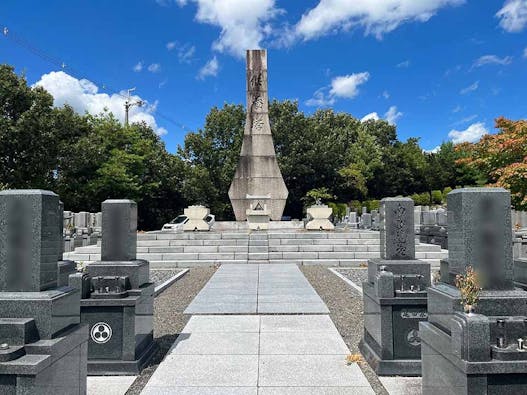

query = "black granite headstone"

[{"left": 101, "top": 199, "right": 137, "bottom": 261}]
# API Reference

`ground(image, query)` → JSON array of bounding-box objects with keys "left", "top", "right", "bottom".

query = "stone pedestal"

[
  {"left": 421, "top": 188, "right": 527, "bottom": 394},
  {"left": 0, "top": 190, "right": 87, "bottom": 394},
  {"left": 228, "top": 49, "right": 288, "bottom": 221},
  {"left": 360, "top": 197, "right": 430, "bottom": 376},
  {"left": 183, "top": 205, "right": 211, "bottom": 231},
  {"left": 79, "top": 200, "right": 156, "bottom": 375},
  {"left": 305, "top": 205, "right": 334, "bottom": 231}
]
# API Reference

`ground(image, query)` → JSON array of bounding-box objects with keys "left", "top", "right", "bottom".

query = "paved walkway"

[
  {"left": 142, "top": 315, "right": 373, "bottom": 394},
  {"left": 185, "top": 264, "right": 329, "bottom": 314},
  {"left": 142, "top": 265, "right": 374, "bottom": 394}
]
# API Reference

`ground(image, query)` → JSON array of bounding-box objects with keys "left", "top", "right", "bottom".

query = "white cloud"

[
  {"left": 306, "top": 72, "right": 369, "bottom": 107},
  {"left": 178, "top": 44, "right": 196, "bottom": 63},
  {"left": 133, "top": 61, "right": 143, "bottom": 72},
  {"left": 424, "top": 146, "right": 441, "bottom": 154},
  {"left": 360, "top": 112, "right": 380, "bottom": 122},
  {"left": 305, "top": 88, "right": 335, "bottom": 107},
  {"left": 385, "top": 105, "right": 403, "bottom": 125},
  {"left": 293, "top": 0, "right": 464, "bottom": 41},
  {"left": 397, "top": 60, "right": 411, "bottom": 68},
  {"left": 472, "top": 54, "right": 513, "bottom": 68},
  {"left": 329, "top": 72, "right": 370, "bottom": 98},
  {"left": 452, "top": 114, "right": 478, "bottom": 126},
  {"left": 448, "top": 122, "right": 488, "bottom": 144},
  {"left": 460, "top": 81, "right": 479, "bottom": 95},
  {"left": 382, "top": 90, "right": 390, "bottom": 99},
  {"left": 197, "top": 56, "right": 219, "bottom": 79},
  {"left": 360, "top": 106, "right": 402, "bottom": 124},
  {"left": 156, "top": 0, "right": 187, "bottom": 6},
  {"left": 452, "top": 105, "right": 462, "bottom": 113},
  {"left": 496, "top": 0, "right": 527, "bottom": 32},
  {"left": 185, "top": 0, "right": 282, "bottom": 58},
  {"left": 147, "top": 63, "right": 161, "bottom": 73},
  {"left": 34, "top": 71, "right": 167, "bottom": 136},
  {"left": 166, "top": 41, "right": 196, "bottom": 63}
]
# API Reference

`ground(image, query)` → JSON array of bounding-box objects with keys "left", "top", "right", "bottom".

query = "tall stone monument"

[
  {"left": 229, "top": 49, "right": 288, "bottom": 221},
  {"left": 0, "top": 190, "right": 87, "bottom": 394},
  {"left": 360, "top": 197, "right": 430, "bottom": 375},
  {"left": 421, "top": 188, "right": 527, "bottom": 394}
]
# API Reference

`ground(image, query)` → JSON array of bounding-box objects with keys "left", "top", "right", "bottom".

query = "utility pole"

[{"left": 124, "top": 87, "right": 144, "bottom": 126}]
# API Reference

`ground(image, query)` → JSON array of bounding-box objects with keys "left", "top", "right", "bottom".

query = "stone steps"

[
  {"left": 64, "top": 251, "right": 445, "bottom": 264},
  {"left": 70, "top": 243, "right": 441, "bottom": 255},
  {"left": 63, "top": 230, "right": 447, "bottom": 268}
]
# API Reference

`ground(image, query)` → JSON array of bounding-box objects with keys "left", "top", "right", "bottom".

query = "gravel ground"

[
  {"left": 336, "top": 267, "right": 368, "bottom": 289},
  {"left": 126, "top": 266, "right": 217, "bottom": 395},
  {"left": 301, "top": 266, "right": 388, "bottom": 395},
  {"left": 149, "top": 269, "right": 183, "bottom": 288}
]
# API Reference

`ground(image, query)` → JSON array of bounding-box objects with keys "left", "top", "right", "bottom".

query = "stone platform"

[{"left": 65, "top": 229, "right": 447, "bottom": 269}]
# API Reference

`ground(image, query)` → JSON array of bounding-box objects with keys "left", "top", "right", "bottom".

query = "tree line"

[{"left": 2, "top": 64, "right": 522, "bottom": 230}]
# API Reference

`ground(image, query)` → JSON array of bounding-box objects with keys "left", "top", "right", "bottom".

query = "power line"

[{"left": 1, "top": 25, "right": 192, "bottom": 133}]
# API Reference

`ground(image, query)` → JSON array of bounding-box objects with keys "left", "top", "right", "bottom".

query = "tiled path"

[
  {"left": 142, "top": 265, "right": 374, "bottom": 394},
  {"left": 185, "top": 264, "right": 329, "bottom": 314}
]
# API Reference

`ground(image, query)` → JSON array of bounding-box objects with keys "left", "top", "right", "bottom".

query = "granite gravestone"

[
  {"left": 57, "top": 201, "right": 77, "bottom": 287},
  {"left": 78, "top": 199, "right": 156, "bottom": 375},
  {"left": 361, "top": 213, "right": 372, "bottom": 229},
  {"left": 421, "top": 188, "right": 527, "bottom": 394},
  {"left": 0, "top": 190, "right": 87, "bottom": 394},
  {"left": 360, "top": 197, "right": 430, "bottom": 376},
  {"left": 419, "top": 208, "right": 448, "bottom": 249}
]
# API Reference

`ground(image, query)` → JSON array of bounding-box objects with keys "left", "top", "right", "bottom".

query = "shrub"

[
  {"left": 442, "top": 186, "right": 453, "bottom": 199},
  {"left": 328, "top": 202, "right": 347, "bottom": 220},
  {"left": 410, "top": 192, "right": 431, "bottom": 206},
  {"left": 431, "top": 190, "right": 443, "bottom": 204},
  {"left": 349, "top": 200, "right": 362, "bottom": 213},
  {"left": 365, "top": 199, "right": 380, "bottom": 211}
]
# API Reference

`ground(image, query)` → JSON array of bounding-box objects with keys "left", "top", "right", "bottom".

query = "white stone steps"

[{"left": 64, "top": 250, "right": 447, "bottom": 263}]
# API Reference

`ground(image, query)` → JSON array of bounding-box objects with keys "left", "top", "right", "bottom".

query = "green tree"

[{"left": 179, "top": 104, "right": 245, "bottom": 219}]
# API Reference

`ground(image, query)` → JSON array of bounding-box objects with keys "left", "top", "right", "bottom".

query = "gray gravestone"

[
  {"left": 81, "top": 199, "right": 155, "bottom": 375},
  {"left": 0, "top": 190, "right": 59, "bottom": 291},
  {"left": 447, "top": 188, "right": 512, "bottom": 289},
  {"left": 422, "top": 188, "right": 527, "bottom": 394},
  {"left": 380, "top": 197, "right": 415, "bottom": 260},
  {"left": 0, "top": 190, "right": 87, "bottom": 394},
  {"left": 101, "top": 199, "right": 137, "bottom": 261},
  {"left": 360, "top": 196, "right": 430, "bottom": 376},
  {"left": 361, "top": 213, "right": 372, "bottom": 229}
]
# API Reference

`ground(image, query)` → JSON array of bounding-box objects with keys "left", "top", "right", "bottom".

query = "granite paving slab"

[
  {"left": 141, "top": 315, "right": 374, "bottom": 394},
  {"left": 145, "top": 355, "right": 258, "bottom": 388},
  {"left": 379, "top": 377, "right": 422, "bottom": 395},
  {"left": 258, "top": 355, "right": 372, "bottom": 389},
  {"left": 142, "top": 387, "right": 257, "bottom": 395},
  {"left": 167, "top": 332, "right": 259, "bottom": 355},
  {"left": 87, "top": 376, "right": 136, "bottom": 395},
  {"left": 184, "top": 264, "right": 328, "bottom": 314}
]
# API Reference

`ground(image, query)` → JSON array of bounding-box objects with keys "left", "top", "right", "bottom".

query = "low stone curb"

[
  {"left": 328, "top": 267, "right": 363, "bottom": 295},
  {"left": 154, "top": 269, "right": 189, "bottom": 297}
]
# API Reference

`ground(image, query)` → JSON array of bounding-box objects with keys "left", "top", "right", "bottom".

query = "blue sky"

[{"left": 1, "top": 0, "right": 526, "bottom": 153}]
